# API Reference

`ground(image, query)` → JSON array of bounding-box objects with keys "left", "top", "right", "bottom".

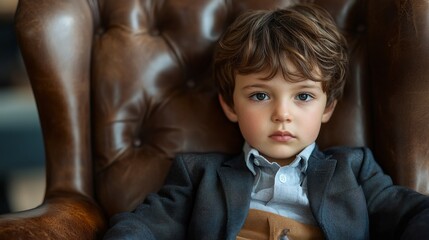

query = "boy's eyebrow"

[
  {"left": 241, "top": 83, "right": 270, "bottom": 89},
  {"left": 241, "top": 81, "right": 323, "bottom": 91}
]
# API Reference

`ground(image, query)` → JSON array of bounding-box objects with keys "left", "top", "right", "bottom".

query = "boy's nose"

[{"left": 271, "top": 102, "right": 292, "bottom": 123}]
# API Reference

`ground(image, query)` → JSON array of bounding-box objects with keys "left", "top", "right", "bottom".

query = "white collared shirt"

[{"left": 243, "top": 142, "right": 317, "bottom": 225}]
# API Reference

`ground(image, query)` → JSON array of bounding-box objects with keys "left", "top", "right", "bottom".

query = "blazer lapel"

[
  {"left": 306, "top": 147, "right": 337, "bottom": 223},
  {"left": 217, "top": 154, "right": 254, "bottom": 240}
]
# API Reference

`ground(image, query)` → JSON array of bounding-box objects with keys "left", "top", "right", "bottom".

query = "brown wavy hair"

[{"left": 214, "top": 3, "right": 348, "bottom": 107}]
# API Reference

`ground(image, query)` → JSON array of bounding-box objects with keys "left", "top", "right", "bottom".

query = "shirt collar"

[{"left": 243, "top": 142, "right": 315, "bottom": 175}]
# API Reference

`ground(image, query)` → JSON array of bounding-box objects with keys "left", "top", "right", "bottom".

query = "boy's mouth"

[{"left": 269, "top": 131, "right": 295, "bottom": 142}]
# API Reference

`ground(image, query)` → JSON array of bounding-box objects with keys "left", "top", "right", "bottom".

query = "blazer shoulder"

[
  {"left": 321, "top": 146, "right": 379, "bottom": 173},
  {"left": 322, "top": 146, "right": 373, "bottom": 161}
]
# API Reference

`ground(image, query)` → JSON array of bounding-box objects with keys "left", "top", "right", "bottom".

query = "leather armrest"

[{"left": 0, "top": 195, "right": 106, "bottom": 240}]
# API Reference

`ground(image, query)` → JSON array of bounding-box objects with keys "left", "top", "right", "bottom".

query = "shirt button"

[
  {"left": 254, "top": 159, "right": 260, "bottom": 166},
  {"left": 279, "top": 174, "right": 287, "bottom": 183},
  {"left": 279, "top": 229, "right": 290, "bottom": 240}
]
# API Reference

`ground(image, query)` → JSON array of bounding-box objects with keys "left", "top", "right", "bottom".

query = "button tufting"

[
  {"left": 186, "top": 80, "right": 196, "bottom": 88},
  {"left": 133, "top": 139, "right": 142, "bottom": 147},
  {"left": 150, "top": 29, "right": 160, "bottom": 36}
]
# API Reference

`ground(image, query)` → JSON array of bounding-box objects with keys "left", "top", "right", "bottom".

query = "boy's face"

[{"left": 219, "top": 69, "right": 336, "bottom": 166}]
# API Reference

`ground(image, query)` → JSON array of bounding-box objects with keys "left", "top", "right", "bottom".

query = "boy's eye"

[
  {"left": 250, "top": 92, "right": 269, "bottom": 101},
  {"left": 296, "top": 93, "right": 314, "bottom": 101}
]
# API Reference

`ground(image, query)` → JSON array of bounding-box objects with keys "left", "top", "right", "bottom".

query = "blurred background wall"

[{"left": 0, "top": 0, "right": 45, "bottom": 214}]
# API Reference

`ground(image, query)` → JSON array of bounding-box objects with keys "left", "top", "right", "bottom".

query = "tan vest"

[{"left": 236, "top": 209, "right": 325, "bottom": 240}]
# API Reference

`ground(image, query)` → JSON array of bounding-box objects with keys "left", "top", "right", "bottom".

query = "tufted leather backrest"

[
  {"left": 14, "top": 0, "right": 429, "bottom": 220},
  {"left": 93, "top": 0, "right": 371, "bottom": 216}
]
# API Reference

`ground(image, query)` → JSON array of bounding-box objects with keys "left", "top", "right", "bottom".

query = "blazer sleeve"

[
  {"left": 358, "top": 148, "right": 429, "bottom": 239},
  {"left": 103, "top": 155, "right": 195, "bottom": 240}
]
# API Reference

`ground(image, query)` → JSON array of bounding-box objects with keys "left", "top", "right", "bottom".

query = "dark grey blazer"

[{"left": 104, "top": 146, "right": 429, "bottom": 240}]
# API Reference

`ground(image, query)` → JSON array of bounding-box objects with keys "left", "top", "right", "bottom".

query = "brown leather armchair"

[{"left": 2, "top": 0, "right": 429, "bottom": 239}]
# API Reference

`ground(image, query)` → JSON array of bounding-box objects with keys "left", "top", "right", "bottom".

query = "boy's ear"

[
  {"left": 218, "top": 94, "right": 238, "bottom": 122},
  {"left": 321, "top": 100, "right": 337, "bottom": 123}
]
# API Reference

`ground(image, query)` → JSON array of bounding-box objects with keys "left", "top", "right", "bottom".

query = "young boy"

[{"left": 104, "top": 3, "right": 429, "bottom": 240}]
